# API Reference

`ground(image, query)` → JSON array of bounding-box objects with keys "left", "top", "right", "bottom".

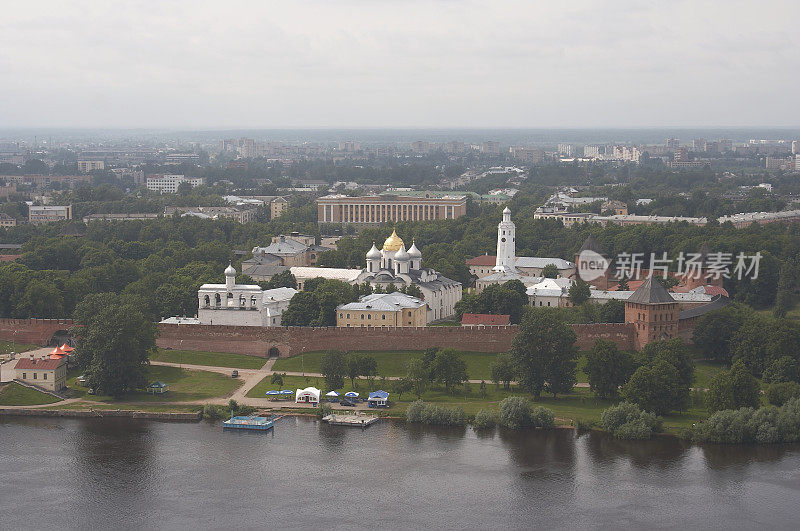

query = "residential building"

[
  {"left": 197, "top": 264, "right": 297, "bottom": 327},
  {"left": 557, "top": 143, "right": 573, "bottom": 156},
  {"left": 526, "top": 277, "right": 574, "bottom": 308},
  {"left": 164, "top": 205, "right": 258, "bottom": 223},
  {"left": 0, "top": 213, "right": 17, "bottom": 227},
  {"left": 509, "top": 146, "right": 544, "bottom": 163},
  {"left": 717, "top": 209, "right": 800, "bottom": 228},
  {"left": 338, "top": 141, "right": 361, "bottom": 152},
  {"left": 145, "top": 174, "right": 203, "bottom": 193},
  {"left": 410, "top": 141, "right": 430, "bottom": 153},
  {"left": 270, "top": 196, "right": 289, "bottom": 219},
  {"left": 77, "top": 160, "right": 105, "bottom": 173},
  {"left": 15, "top": 355, "right": 67, "bottom": 392},
  {"left": 248, "top": 234, "right": 331, "bottom": 269},
  {"left": 583, "top": 145, "right": 604, "bottom": 158},
  {"left": 665, "top": 138, "right": 680, "bottom": 150},
  {"left": 442, "top": 141, "right": 466, "bottom": 154},
  {"left": 336, "top": 292, "right": 427, "bottom": 328},
  {"left": 290, "top": 266, "right": 363, "bottom": 290},
  {"left": 3, "top": 174, "right": 92, "bottom": 189},
  {"left": 28, "top": 205, "right": 72, "bottom": 224},
  {"left": 316, "top": 192, "right": 467, "bottom": 225},
  {"left": 82, "top": 213, "right": 160, "bottom": 223},
  {"left": 481, "top": 141, "right": 500, "bottom": 154}
]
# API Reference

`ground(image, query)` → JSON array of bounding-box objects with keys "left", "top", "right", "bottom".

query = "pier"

[{"left": 322, "top": 413, "right": 380, "bottom": 428}]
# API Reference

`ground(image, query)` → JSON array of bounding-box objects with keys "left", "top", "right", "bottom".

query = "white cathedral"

[
  {"left": 197, "top": 263, "right": 297, "bottom": 327},
  {"left": 355, "top": 230, "right": 462, "bottom": 322}
]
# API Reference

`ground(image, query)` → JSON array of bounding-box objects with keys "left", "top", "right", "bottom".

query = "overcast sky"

[{"left": 1, "top": 1, "right": 798, "bottom": 128}]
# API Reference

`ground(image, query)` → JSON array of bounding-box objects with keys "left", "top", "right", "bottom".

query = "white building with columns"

[
  {"left": 355, "top": 230, "right": 462, "bottom": 322},
  {"left": 197, "top": 264, "right": 297, "bottom": 326}
]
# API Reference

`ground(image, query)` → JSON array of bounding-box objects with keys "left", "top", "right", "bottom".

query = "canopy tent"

[
  {"left": 325, "top": 391, "right": 339, "bottom": 397},
  {"left": 266, "top": 390, "right": 281, "bottom": 396},
  {"left": 49, "top": 346, "right": 66, "bottom": 360},
  {"left": 59, "top": 343, "right": 75, "bottom": 352},
  {"left": 280, "top": 389, "right": 294, "bottom": 395},
  {"left": 295, "top": 387, "right": 321, "bottom": 404},
  {"left": 344, "top": 392, "right": 359, "bottom": 398},
  {"left": 368, "top": 390, "right": 389, "bottom": 407},
  {"left": 147, "top": 381, "right": 169, "bottom": 394}
]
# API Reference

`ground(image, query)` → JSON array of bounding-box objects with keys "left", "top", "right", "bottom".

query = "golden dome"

[{"left": 382, "top": 229, "right": 404, "bottom": 252}]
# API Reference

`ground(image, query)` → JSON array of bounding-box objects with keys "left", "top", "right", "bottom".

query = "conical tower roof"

[
  {"left": 627, "top": 277, "right": 675, "bottom": 304},
  {"left": 578, "top": 234, "right": 606, "bottom": 256}
]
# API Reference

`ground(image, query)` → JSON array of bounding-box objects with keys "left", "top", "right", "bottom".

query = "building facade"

[
  {"left": 624, "top": 278, "right": 680, "bottom": 350},
  {"left": 77, "top": 160, "right": 105, "bottom": 173},
  {"left": 316, "top": 192, "right": 467, "bottom": 225},
  {"left": 197, "top": 265, "right": 297, "bottom": 327},
  {"left": 28, "top": 205, "right": 72, "bottom": 224},
  {"left": 15, "top": 356, "right": 67, "bottom": 392},
  {"left": 336, "top": 292, "right": 427, "bottom": 328},
  {"left": 146, "top": 174, "right": 203, "bottom": 193}
]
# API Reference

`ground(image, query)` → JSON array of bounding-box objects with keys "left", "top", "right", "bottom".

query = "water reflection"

[{"left": 583, "top": 431, "right": 691, "bottom": 469}]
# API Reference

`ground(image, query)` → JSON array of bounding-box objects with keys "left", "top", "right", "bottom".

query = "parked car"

[
  {"left": 231, "top": 370, "right": 239, "bottom": 378},
  {"left": 340, "top": 398, "right": 357, "bottom": 407}
]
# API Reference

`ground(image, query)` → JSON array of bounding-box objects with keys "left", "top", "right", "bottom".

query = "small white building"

[
  {"left": 197, "top": 264, "right": 297, "bottom": 327},
  {"left": 296, "top": 387, "right": 321, "bottom": 404},
  {"left": 146, "top": 174, "right": 203, "bottom": 194}
]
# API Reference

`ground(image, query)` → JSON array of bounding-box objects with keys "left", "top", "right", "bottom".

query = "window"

[
  {"left": 33, "top": 373, "right": 37, "bottom": 379},
  {"left": 368, "top": 314, "right": 372, "bottom": 320},
  {"left": 204, "top": 295, "right": 210, "bottom": 306},
  {"left": 339, "top": 313, "right": 343, "bottom": 318},
  {"left": 347, "top": 314, "right": 350, "bottom": 319},
  {"left": 382, "top": 315, "right": 386, "bottom": 320},
  {"left": 44, "top": 373, "right": 47, "bottom": 380},
  {"left": 22, "top": 373, "right": 26, "bottom": 379}
]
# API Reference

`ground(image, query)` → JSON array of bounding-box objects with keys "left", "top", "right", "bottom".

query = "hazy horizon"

[{"left": 2, "top": 1, "right": 799, "bottom": 129}]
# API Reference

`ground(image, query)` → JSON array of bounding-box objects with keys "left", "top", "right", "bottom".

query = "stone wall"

[
  {"left": 0, "top": 318, "right": 75, "bottom": 346},
  {"left": 157, "top": 321, "right": 637, "bottom": 357}
]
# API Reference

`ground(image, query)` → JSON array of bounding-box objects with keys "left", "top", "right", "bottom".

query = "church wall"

[{"left": 197, "top": 308, "right": 265, "bottom": 327}]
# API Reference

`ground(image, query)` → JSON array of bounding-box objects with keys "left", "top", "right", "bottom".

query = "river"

[{"left": 1, "top": 416, "right": 799, "bottom": 529}]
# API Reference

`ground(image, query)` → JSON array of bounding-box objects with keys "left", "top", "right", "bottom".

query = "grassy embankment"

[
  {"left": 151, "top": 348, "right": 266, "bottom": 369},
  {"left": 0, "top": 340, "right": 38, "bottom": 356},
  {"left": 65, "top": 365, "right": 240, "bottom": 404},
  {"left": 0, "top": 382, "right": 61, "bottom": 406}
]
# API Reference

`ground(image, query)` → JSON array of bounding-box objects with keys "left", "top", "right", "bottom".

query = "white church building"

[
  {"left": 197, "top": 264, "right": 297, "bottom": 326},
  {"left": 355, "top": 230, "right": 462, "bottom": 322}
]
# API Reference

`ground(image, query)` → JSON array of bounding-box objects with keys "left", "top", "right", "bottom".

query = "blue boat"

[{"left": 222, "top": 414, "right": 275, "bottom": 431}]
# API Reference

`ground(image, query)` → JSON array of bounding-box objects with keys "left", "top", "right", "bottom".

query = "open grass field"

[
  {"left": 0, "top": 382, "right": 61, "bottom": 406},
  {"left": 272, "top": 350, "right": 502, "bottom": 380},
  {"left": 66, "top": 365, "right": 240, "bottom": 403},
  {"left": 151, "top": 348, "right": 266, "bottom": 370},
  {"left": 693, "top": 360, "right": 726, "bottom": 389},
  {"left": 0, "top": 340, "right": 38, "bottom": 356}
]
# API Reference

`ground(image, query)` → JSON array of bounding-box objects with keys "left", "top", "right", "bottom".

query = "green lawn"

[
  {"left": 693, "top": 360, "right": 726, "bottom": 389},
  {"left": 272, "top": 350, "right": 502, "bottom": 380},
  {"left": 0, "top": 382, "right": 61, "bottom": 406},
  {"left": 151, "top": 348, "right": 266, "bottom": 370},
  {"left": 0, "top": 340, "right": 38, "bottom": 356},
  {"left": 66, "top": 365, "right": 240, "bottom": 403}
]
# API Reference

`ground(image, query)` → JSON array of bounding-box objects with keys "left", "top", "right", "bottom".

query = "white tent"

[
  {"left": 325, "top": 391, "right": 339, "bottom": 397},
  {"left": 295, "top": 387, "right": 321, "bottom": 404}
]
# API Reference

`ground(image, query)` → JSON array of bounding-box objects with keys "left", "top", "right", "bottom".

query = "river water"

[{"left": 1, "top": 416, "right": 799, "bottom": 530}]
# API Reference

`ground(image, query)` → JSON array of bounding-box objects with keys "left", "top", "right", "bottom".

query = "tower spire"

[{"left": 493, "top": 207, "right": 516, "bottom": 272}]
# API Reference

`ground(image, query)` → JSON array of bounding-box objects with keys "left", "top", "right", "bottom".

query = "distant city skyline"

[{"left": 2, "top": 1, "right": 799, "bottom": 129}]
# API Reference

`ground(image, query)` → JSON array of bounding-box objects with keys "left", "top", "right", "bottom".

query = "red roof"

[
  {"left": 0, "top": 255, "right": 21, "bottom": 262},
  {"left": 16, "top": 357, "right": 65, "bottom": 370},
  {"left": 461, "top": 313, "right": 511, "bottom": 326},
  {"left": 466, "top": 254, "right": 497, "bottom": 266},
  {"left": 699, "top": 285, "right": 730, "bottom": 297}
]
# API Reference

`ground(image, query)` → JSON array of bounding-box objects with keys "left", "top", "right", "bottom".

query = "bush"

[
  {"left": 692, "top": 397, "right": 800, "bottom": 444},
  {"left": 316, "top": 402, "right": 333, "bottom": 418},
  {"left": 600, "top": 402, "right": 661, "bottom": 440},
  {"left": 762, "top": 356, "right": 799, "bottom": 384},
  {"left": 203, "top": 404, "right": 227, "bottom": 420},
  {"left": 530, "top": 406, "right": 555, "bottom": 429},
  {"left": 766, "top": 381, "right": 800, "bottom": 406},
  {"left": 574, "top": 419, "right": 595, "bottom": 431},
  {"left": 472, "top": 409, "right": 496, "bottom": 430},
  {"left": 405, "top": 400, "right": 466, "bottom": 426},
  {"left": 498, "top": 397, "right": 532, "bottom": 429}
]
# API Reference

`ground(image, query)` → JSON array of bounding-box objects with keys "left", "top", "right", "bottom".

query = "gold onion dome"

[{"left": 382, "top": 230, "right": 404, "bottom": 252}]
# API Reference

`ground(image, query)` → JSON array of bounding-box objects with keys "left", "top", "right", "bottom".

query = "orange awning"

[
  {"left": 50, "top": 347, "right": 65, "bottom": 356},
  {"left": 60, "top": 343, "right": 75, "bottom": 352}
]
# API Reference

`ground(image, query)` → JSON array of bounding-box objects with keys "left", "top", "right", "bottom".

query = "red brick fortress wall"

[
  {"left": 0, "top": 318, "right": 75, "bottom": 345},
  {"left": 156, "top": 322, "right": 637, "bottom": 357}
]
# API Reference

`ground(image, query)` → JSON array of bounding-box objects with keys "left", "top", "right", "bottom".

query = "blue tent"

[
  {"left": 266, "top": 390, "right": 280, "bottom": 396},
  {"left": 280, "top": 389, "right": 294, "bottom": 395},
  {"left": 344, "top": 391, "right": 359, "bottom": 398},
  {"left": 368, "top": 390, "right": 389, "bottom": 407}
]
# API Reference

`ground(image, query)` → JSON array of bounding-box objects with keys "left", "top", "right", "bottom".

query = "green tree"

[
  {"left": 705, "top": 361, "right": 761, "bottom": 413},
  {"left": 15, "top": 279, "right": 64, "bottom": 319},
  {"left": 693, "top": 303, "right": 754, "bottom": 363},
  {"left": 280, "top": 291, "right": 318, "bottom": 326},
  {"left": 392, "top": 377, "right": 413, "bottom": 399},
  {"left": 346, "top": 354, "right": 361, "bottom": 388},
  {"left": 358, "top": 355, "right": 378, "bottom": 386},
  {"left": 568, "top": 278, "right": 591, "bottom": 305},
  {"left": 320, "top": 349, "right": 346, "bottom": 390},
  {"left": 265, "top": 270, "right": 297, "bottom": 289},
  {"left": 406, "top": 358, "right": 429, "bottom": 398},
  {"left": 762, "top": 356, "right": 800, "bottom": 384},
  {"left": 510, "top": 308, "right": 578, "bottom": 399},
  {"left": 270, "top": 372, "right": 284, "bottom": 386},
  {"left": 640, "top": 338, "right": 694, "bottom": 389},
  {"left": 490, "top": 352, "right": 516, "bottom": 390},
  {"left": 541, "top": 263, "right": 558, "bottom": 279},
  {"left": 72, "top": 293, "right": 157, "bottom": 397},
  {"left": 584, "top": 339, "right": 636, "bottom": 399},
  {"left": 621, "top": 359, "right": 687, "bottom": 415},
  {"left": 431, "top": 348, "right": 468, "bottom": 393}
]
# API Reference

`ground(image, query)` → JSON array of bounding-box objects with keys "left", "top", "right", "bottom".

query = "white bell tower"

[{"left": 493, "top": 207, "right": 516, "bottom": 272}]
